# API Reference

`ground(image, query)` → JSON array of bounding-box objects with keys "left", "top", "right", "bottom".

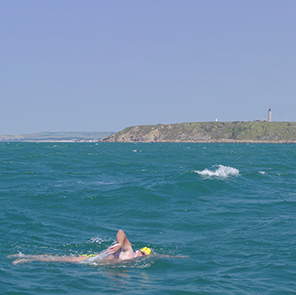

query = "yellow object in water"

[
  {"left": 140, "top": 247, "right": 151, "bottom": 255},
  {"left": 81, "top": 254, "right": 96, "bottom": 258}
]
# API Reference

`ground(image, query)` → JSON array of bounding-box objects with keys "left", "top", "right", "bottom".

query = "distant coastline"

[
  {"left": 3, "top": 122, "right": 296, "bottom": 143},
  {"left": 0, "top": 132, "right": 114, "bottom": 142}
]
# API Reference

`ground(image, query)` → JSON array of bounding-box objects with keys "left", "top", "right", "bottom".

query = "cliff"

[{"left": 101, "top": 121, "right": 296, "bottom": 143}]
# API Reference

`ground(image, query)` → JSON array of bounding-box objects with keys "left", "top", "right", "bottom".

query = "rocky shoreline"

[{"left": 101, "top": 138, "right": 296, "bottom": 144}]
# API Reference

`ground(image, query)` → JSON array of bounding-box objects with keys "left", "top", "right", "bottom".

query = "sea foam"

[{"left": 195, "top": 165, "right": 240, "bottom": 178}]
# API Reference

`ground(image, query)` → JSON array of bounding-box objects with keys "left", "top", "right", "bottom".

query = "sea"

[{"left": 1, "top": 142, "right": 296, "bottom": 294}]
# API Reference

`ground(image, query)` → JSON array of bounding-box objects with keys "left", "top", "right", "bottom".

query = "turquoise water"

[{"left": 1, "top": 142, "right": 296, "bottom": 294}]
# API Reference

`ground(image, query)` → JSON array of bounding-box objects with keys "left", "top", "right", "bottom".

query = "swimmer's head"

[{"left": 140, "top": 247, "right": 151, "bottom": 256}]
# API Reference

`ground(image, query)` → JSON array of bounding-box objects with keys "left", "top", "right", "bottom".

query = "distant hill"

[
  {"left": 0, "top": 132, "right": 114, "bottom": 142},
  {"left": 101, "top": 122, "right": 296, "bottom": 143}
]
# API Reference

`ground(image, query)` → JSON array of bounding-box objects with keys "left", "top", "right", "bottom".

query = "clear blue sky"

[{"left": 1, "top": 0, "right": 295, "bottom": 134}]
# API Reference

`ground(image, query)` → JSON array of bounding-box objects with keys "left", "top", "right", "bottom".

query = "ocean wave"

[{"left": 194, "top": 165, "right": 240, "bottom": 178}]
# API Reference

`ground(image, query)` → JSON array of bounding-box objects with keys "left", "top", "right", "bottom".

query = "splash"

[
  {"left": 78, "top": 250, "right": 155, "bottom": 269},
  {"left": 89, "top": 237, "right": 112, "bottom": 244},
  {"left": 195, "top": 165, "right": 240, "bottom": 178},
  {"left": 80, "top": 250, "right": 111, "bottom": 264}
]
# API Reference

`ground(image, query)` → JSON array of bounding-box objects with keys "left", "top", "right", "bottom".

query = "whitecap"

[{"left": 195, "top": 165, "right": 240, "bottom": 178}]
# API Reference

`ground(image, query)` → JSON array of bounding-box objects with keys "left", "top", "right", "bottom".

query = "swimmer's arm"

[{"left": 107, "top": 230, "right": 131, "bottom": 254}]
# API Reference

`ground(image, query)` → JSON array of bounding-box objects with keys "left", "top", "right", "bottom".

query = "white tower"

[{"left": 268, "top": 108, "right": 271, "bottom": 122}]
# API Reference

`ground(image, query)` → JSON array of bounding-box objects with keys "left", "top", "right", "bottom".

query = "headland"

[{"left": 101, "top": 121, "right": 296, "bottom": 143}]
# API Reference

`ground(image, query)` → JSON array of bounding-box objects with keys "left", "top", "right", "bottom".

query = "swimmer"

[{"left": 10, "top": 230, "right": 151, "bottom": 265}]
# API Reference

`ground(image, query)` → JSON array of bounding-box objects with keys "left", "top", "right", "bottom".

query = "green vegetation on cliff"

[{"left": 102, "top": 122, "right": 296, "bottom": 143}]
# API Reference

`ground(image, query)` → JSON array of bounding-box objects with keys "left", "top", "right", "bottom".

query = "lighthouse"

[{"left": 268, "top": 108, "right": 271, "bottom": 122}]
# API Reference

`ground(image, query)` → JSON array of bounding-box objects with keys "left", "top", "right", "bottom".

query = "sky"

[{"left": 1, "top": 0, "right": 296, "bottom": 134}]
